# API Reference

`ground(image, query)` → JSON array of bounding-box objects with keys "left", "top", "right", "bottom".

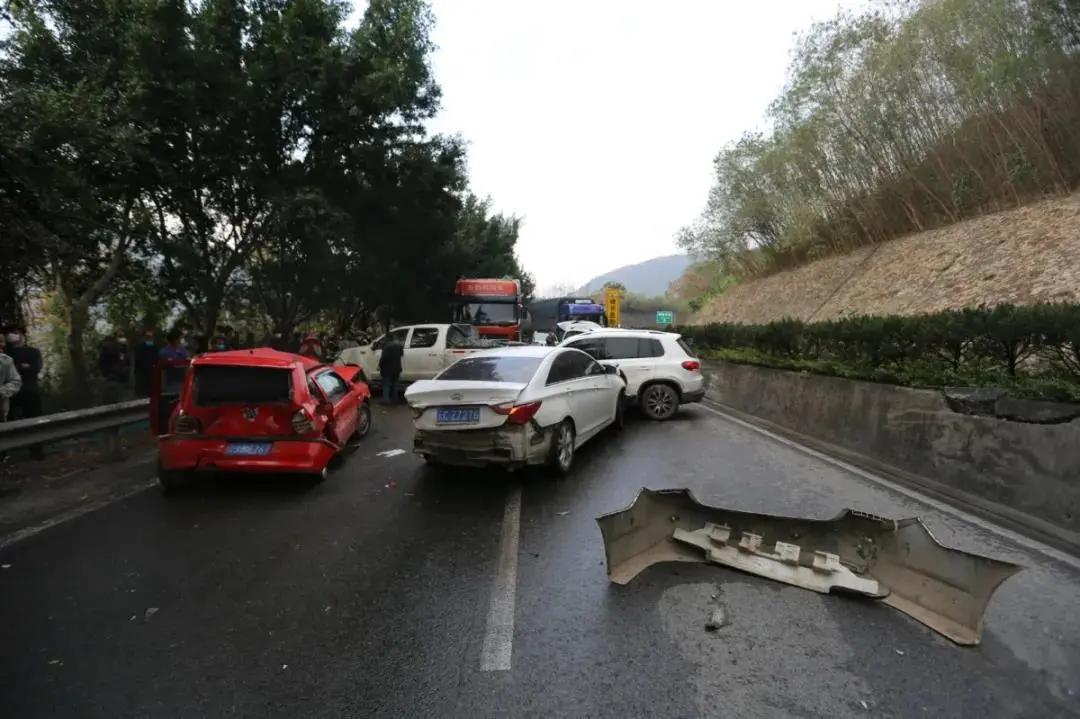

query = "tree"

[{"left": 0, "top": 0, "right": 153, "bottom": 383}]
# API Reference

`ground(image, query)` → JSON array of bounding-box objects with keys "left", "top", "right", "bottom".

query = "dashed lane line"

[{"left": 479, "top": 484, "right": 522, "bottom": 671}]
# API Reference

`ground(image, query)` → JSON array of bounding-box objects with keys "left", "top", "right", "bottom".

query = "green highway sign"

[{"left": 656, "top": 310, "right": 675, "bottom": 325}]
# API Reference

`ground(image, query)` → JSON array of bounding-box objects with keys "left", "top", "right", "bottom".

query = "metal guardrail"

[{"left": 0, "top": 399, "right": 150, "bottom": 454}]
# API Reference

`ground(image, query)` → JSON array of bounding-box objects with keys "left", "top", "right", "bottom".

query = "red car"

[{"left": 156, "top": 348, "right": 372, "bottom": 492}]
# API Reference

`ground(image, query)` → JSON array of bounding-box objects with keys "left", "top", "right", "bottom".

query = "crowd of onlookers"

[{"left": 0, "top": 324, "right": 347, "bottom": 429}]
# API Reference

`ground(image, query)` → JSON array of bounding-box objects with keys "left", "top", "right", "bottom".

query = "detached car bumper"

[
  {"left": 413, "top": 423, "right": 550, "bottom": 467},
  {"left": 158, "top": 435, "right": 339, "bottom": 474}
]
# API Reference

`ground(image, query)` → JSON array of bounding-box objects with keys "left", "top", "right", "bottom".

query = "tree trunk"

[{"left": 68, "top": 301, "right": 90, "bottom": 388}]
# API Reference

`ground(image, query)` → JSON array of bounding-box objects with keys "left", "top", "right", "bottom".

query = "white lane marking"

[
  {"left": 479, "top": 484, "right": 522, "bottom": 671},
  {"left": 697, "top": 402, "right": 1080, "bottom": 571},
  {"left": 375, "top": 448, "right": 406, "bottom": 458},
  {"left": 0, "top": 479, "right": 159, "bottom": 551}
]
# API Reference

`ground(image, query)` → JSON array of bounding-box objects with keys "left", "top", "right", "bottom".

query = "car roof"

[
  {"left": 564, "top": 329, "right": 676, "bottom": 339},
  {"left": 191, "top": 348, "right": 320, "bottom": 370},
  {"left": 472, "top": 345, "right": 560, "bottom": 359}
]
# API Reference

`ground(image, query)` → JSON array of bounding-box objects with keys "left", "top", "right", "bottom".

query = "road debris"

[
  {"left": 1, "top": 563, "right": 11, "bottom": 569},
  {"left": 596, "top": 488, "right": 1022, "bottom": 645},
  {"left": 144, "top": 607, "right": 160, "bottom": 621},
  {"left": 376, "top": 449, "right": 407, "bottom": 458},
  {"left": 556, "top": 511, "right": 570, "bottom": 517},
  {"left": 705, "top": 606, "right": 728, "bottom": 631},
  {"left": 895, "top": 649, "right": 905, "bottom": 656},
  {"left": 48, "top": 659, "right": 63, "bottom": 666}
]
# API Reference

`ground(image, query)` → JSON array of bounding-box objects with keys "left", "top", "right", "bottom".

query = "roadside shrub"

[{"left": 678, "top": 303, "right": 1080, "bottom": 401}]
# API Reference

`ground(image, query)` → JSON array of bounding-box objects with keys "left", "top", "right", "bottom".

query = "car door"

[
  {"left": 370, "top": 328, "right": 410, "bottom": 382},
  {"left": 602, "top": 337, "right": 654, "bottom": 397},
  {"left": 548, "top": 350, "right": 607, "bottom": 437},
  {"left": 313, "top": 370, "right": 357, "bottom": 443},
  {"left": 404, "top": 326, "right": 442, "bottom": 380}
]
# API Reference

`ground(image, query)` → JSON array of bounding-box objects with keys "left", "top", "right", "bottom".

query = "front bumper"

[
  {"left": 413, "top": 423, "right": 551, "bottom": 467},
  {"left": 158, "top": 435, "right": 339, "bottom": 474}
]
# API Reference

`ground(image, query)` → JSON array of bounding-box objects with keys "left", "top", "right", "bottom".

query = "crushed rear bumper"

[
  {"left": 414, "top": 423, "right": 550, "bottom": 467},
  {"left": 158, "top": 435, "right": 339, "bottom": 475}
]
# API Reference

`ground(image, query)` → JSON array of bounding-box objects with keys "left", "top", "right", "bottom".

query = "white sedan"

[{"left": 404, "top": 346, "right": 626, "bottom": 474}]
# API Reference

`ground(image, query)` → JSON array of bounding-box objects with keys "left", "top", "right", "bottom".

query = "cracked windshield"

[{"left": 2, "top": 0, "right": 1080, "bottom": 716}]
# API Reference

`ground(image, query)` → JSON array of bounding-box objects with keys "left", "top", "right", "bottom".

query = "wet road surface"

[{"left": 2, "top": 402, "right": 1079, "bottom": 717}]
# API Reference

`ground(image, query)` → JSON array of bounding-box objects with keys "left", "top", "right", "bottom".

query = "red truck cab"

[
  {"left": 451, "top": 278, "right": 529, "bottom": 342},
  {"left": 155, "top": 348, "right": 371, "bottom": 492}
]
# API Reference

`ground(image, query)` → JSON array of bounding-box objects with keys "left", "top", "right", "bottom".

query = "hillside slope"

[
  {"left": 693, "top": 191, "right": 1080, "bottom": 325},
  {"left": 578, "top": 254, "right": 693, "bottom": 296}
]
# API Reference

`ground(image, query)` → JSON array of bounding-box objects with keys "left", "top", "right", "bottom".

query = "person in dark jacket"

[
  {"left": 378, "top": 337, "right": 404, "bottom": 404},
  {"left": 7, "top": 330, "right": 44, "bottom": 458},
  {"left": 133, "top": 329, "right": 158, "bottom": 398}
]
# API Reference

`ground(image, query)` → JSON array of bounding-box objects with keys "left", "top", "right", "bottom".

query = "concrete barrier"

[{"left": 702, "top": 360, "right": 1080, "bottom": 549}]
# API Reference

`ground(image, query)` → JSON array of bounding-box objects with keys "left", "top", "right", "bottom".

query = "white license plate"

[
  {"left": 225, "top": 442, "right": 273, "bottom": 456},
  {"left": 436, "top": 407, "right": 481, "bottom": 424}
]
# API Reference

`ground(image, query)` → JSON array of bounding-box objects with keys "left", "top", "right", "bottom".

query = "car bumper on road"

[
  {"left": 158, "top": 435, "right": 339, "bottom": 474},
  {"left": 413, "top": 423, "right": 550, "bottom": 467}
]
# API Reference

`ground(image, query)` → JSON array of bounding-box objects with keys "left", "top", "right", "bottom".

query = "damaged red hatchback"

[{"left": 156, "top": 349, "right": 372, "bottom": 492}]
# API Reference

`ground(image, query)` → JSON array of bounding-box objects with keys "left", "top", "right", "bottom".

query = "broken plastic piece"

[{"left": 596, "top": 488, "right": 1022, "bottom": 645}]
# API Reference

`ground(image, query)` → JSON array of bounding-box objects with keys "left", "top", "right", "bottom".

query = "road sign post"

[
  {"left": 604, "top": 287, "right": 623, "bottom": 328},
  {"left": 656, "top": 310, "right": 675, "bottom": 326}
]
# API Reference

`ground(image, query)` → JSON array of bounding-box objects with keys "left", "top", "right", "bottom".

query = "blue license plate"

[
  {"left": 436, "top": 407, "right": 481, "bottom": 425},
  {"left": 225, "top": 442, "right": 273, "bottom": 456}
]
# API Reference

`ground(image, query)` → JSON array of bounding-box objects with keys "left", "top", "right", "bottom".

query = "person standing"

[
  {"left": 98, "top": 329, "right": 131, "bottom": 403},
  {"left": 159, "top": 328, "right": 190, "bottom": 362},
  {"left": 378, "top": 336, "right": 404, "bottom": 404},
  {"left": 134, "top": 329, "right": 158, "bottom": 398},
  {"left": 0, "top": 334, "right": 22, "bottom": 423},
  {"left": 6, "top": 330, "right": 44, "bottom": 458}
]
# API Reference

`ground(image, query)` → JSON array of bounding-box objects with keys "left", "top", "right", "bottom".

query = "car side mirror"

[{"left": 604, "top": 365, "right": 619, "bottom": 375}]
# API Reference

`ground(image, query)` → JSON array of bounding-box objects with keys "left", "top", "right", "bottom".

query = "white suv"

[{"left": 559, "top": 330, "right": 704, "bottom": 420}]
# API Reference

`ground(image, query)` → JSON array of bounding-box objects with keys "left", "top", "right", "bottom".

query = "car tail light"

[
  {"left": 292, "top": 408, "right": 315, "bottom": 435},
  {"left": 173, "top": 413, "right": 201, "bottom": 434},
  {"left": 681, "top": 360, "right": 701, "bottom": 372},
  {"left": 493, "top": 400, "right": 542, "bottom": 425}
]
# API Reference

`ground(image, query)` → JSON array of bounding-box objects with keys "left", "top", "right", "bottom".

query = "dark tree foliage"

[{"left": 0, "top": 0, "right": 532, "bottom": 386}]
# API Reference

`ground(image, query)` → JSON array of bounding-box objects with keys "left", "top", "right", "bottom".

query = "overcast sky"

[{"left": 360, "top": 1, "right": 863, "bottom": 294}]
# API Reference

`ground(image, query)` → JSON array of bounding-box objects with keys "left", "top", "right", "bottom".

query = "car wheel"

[
  {"left": 613, "top": 391, "right": 626, "bottom": 430},
  {"left": 354, "top": 402, "right": 372, "bottom": 440},
  {"left": 640, "top": 383, "right": 679, "bottom": 421},
  {"left": 548, "top": 420, "right": 575, "bottom": 475}
]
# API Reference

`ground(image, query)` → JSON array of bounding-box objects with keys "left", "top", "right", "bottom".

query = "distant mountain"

[{"left": 577, "top": 254, "right": 694, "bottom": 297}]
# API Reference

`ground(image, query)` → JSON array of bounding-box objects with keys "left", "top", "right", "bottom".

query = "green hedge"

[{"left": 678, "top": 304, "right": 1080, "bottom": 401}]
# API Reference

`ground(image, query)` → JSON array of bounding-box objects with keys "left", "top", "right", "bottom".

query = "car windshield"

[
  {"left": 456, "top": 303, "right": 517, "bottom": 325},
  {"left": 194, "top": 365, "right": 292, "bottom": 405},
  {"left": 437, "top": 355, "right": 542, "bottom": 383}
]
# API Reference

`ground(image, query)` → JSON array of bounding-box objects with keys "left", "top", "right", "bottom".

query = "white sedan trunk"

[{"left": 406, "top": 380, "right": 527, "bottom": 431}]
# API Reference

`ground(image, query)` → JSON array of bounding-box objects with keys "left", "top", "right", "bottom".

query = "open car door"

[{"left": 150, "top": 358, "right": 191, "bottom": 436}]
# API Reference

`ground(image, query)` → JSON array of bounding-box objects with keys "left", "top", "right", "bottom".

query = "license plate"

[
  {"left": 225, "top": 442, "right": 273, "bottom": 456},
  {"left": 436, "top": 407, "right": 481, "bottom": 425}
]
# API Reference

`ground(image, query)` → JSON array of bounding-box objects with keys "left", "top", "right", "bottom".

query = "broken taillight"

[
  {"left": 173, "top": 413, "right": 201, "bottom": 434},
  {"left": 291, "top": 408, "right": 315, "bottom": 434},
  {"left": 681, "top": 360, "right": 701, "bottom": 372},
  {"left": 493, "top": 400, "right": 542, "bottom": 425}
]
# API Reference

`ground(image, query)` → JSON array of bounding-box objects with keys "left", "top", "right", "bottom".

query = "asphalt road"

[{"left": 2, "top": 402, "right": 1079, "bottom": 718}]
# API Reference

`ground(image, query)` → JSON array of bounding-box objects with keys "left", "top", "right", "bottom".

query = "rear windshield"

[
  {"left": 437, "top": 356, "right": 543, "bottom": 383},
  {"left": 194, "top": 366, "right": 292, "bottom": 405},
  {"left": 677, "top": 338, "right": 696, "bottom": 358}
]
